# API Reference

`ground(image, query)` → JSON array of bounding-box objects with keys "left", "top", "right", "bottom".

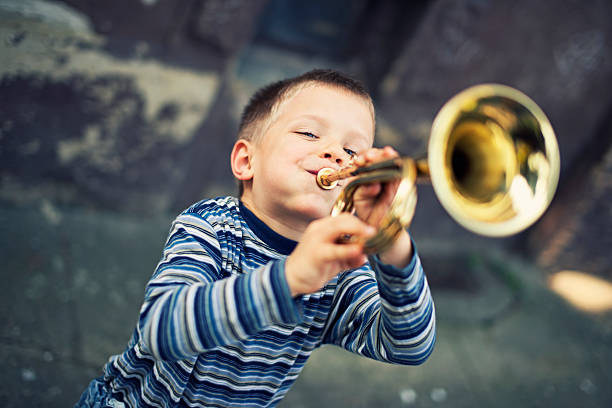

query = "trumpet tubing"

[
  {"left": 316, "top": 157, "right": 406, "bottom": 189},
  {"left": 318, "top": 84, "right": 560, "bottom": 252}
]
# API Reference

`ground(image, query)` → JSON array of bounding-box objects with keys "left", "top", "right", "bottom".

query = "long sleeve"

[
  {"left": 137, "top": 212, "right": 302, "bottom": 361},
  {"left": 104, "top": 197, "right": 428, "bottom": 407},
  {"left": 322, "top": 247, "right": 436, "bottom": 365}
]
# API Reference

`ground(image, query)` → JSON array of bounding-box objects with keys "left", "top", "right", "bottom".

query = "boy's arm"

[
  {"left": 137, "top": 212, "right": 301, "bottom": 361},
  {"left": 322, "top": 240, "right": 436, "bottom": 365},
  {"left": 318, "top": 146, "right": 435, "bottom": 364}
]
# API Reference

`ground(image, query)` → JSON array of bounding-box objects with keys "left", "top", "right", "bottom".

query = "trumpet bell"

[{"left": 429, "top": 84, "right": 560, "bottom": 237}]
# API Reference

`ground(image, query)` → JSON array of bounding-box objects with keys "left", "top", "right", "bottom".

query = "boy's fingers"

[
  {"left": 319, "top": 214, "right": 376, "bottom": 240},
  {"left": 355, "top": 146, "right": 399, "bottom": 166},
  {"left": 383, "top": 146, "right": 398, "bottom": 157},
  {"left": 322, "top": 243, "right": 367, "bottom": 265},
  {"left": 354, "top": 183, "right": 382, "bottom": 200}
]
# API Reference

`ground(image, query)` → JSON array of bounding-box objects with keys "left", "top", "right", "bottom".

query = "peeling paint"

[
  {"left": 54, "top": 52, "right": 219, "bottom": 143},
  {"left": 56, "top": 125, "right": 122, "bottom": 171},
  {"left": 0, "top": 11, "right": 220, "bottom": 145},
  {"left": 0, "top": 0, "right": 94, "bottom": 33}
]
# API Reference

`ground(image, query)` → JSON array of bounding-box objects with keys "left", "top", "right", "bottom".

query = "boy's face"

[{"left": 244, "top": 84, "right": 375, "bottom": 228}]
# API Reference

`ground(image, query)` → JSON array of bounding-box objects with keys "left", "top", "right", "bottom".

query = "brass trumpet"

[{"left": 316, "top": 84, "right": 560, "bottom": 253}]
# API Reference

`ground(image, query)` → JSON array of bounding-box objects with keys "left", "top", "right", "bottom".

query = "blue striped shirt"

[{"left": 97, "top": 196, "right": 436, "bottom": 407}]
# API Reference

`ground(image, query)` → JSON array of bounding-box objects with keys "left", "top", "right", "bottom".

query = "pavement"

[{"left": 1, "top": 201, "right": 611, "bottom": 408}]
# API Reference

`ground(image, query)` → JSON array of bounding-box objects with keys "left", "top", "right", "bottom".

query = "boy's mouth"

[
  {"left": 307, "top": 168, "right": 327, "bottom": 176},
  {"left": 309, "top": 166, "right": 341, "bottom": 175},
  {"left": 307, "top": 168, "right": 344, "bottom": 188}
]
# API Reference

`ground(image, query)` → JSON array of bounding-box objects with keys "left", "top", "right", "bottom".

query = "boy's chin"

[{"left": 289, "top": 196, "right": 334, "bottom": 220}]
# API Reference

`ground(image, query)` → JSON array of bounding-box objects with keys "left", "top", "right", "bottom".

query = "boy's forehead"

[
  {"left": 273, "top": 83, "right": 375, "bottom": 138},
  {"left": 281, "top": 83, "right": 372, "bottom": 113}
]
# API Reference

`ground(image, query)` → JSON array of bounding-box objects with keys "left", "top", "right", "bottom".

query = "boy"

[{"left": 77, "top": 69, "right": 436, "bottom": 407}]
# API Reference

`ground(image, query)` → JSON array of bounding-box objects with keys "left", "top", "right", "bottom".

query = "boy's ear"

[{"left": 230, "top": 139, "right": 254, "bottom": 181}]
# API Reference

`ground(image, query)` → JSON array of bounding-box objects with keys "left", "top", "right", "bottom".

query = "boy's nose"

[{"left": 321, "top": 150, "right": 346, "bottom": 166}]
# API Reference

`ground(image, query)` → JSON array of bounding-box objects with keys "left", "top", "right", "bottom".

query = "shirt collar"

[{"left": 239, "top": 201, "right": 297, "bottom": 255}]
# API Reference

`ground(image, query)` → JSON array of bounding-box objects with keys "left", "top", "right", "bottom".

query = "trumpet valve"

[{"left": 316, "top": 167, "right": 338, "bottom": 190}]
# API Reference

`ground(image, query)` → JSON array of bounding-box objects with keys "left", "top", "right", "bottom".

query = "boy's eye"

[
  {"left": 296, "top": 131, "right": 318, "bottom": 139},
  {"left": 344, "top": 148, "right": 357, "bottom": 157},
  {"left": 295, "top": 131, "right": 356, "bottom": 157}
]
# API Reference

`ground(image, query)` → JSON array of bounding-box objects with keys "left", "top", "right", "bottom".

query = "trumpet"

[{"left": 316, "top": 84, "right": 560, "bottom": 253}]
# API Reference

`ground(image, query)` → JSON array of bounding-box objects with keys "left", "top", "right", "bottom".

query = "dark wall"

[{"left": 2, "top": 0, "right": 610, "bottom": 278}]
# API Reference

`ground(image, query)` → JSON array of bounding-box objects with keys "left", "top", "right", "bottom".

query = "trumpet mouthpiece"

[{"left": 316, "top": 168, "right": 338, "bottom": 190}]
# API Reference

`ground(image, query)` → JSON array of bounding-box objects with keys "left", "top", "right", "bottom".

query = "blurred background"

[{"left": 1, "top": 0, "right": 611, "bottom": 407}]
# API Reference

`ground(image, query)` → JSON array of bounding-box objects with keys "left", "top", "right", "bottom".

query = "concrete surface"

[{"left": 1, "top": 201, "right": 610, "bottom": 407}]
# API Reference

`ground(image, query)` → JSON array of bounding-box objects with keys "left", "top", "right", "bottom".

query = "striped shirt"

[{"left": 98, "top": 196, "right": 436, "bottom": 407}]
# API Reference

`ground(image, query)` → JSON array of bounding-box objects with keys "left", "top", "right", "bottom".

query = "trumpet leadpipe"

[
  {"left": 316, "top": 158, "right": 405, "bottom": 190},
  {"left": 316, "top": 166, "right": 357, "bottom": 189}
]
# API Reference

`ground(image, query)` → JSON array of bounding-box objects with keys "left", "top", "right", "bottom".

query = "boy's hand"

[
  {"left": 352, "top": 146, "right": 414, "bottom": 268},
  {"left": 351, "top": 146, "right": 400, "bottom": 227},
  {"left": 285, "top": 214, "right": 376, "bottom": 296}
]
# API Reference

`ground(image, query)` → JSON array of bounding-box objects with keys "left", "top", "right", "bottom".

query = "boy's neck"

[{"left": 240, "top": 193, "right": 309, "bottom": 242}]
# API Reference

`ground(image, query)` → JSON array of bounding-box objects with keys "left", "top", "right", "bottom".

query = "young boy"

[{"left": 76, "top": 69, "right": 436, "bottom": 407}]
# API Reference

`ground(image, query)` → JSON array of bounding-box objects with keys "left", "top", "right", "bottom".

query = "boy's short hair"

[{"left": 238, "top": 69, "right": 374, "bottom": 143}]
